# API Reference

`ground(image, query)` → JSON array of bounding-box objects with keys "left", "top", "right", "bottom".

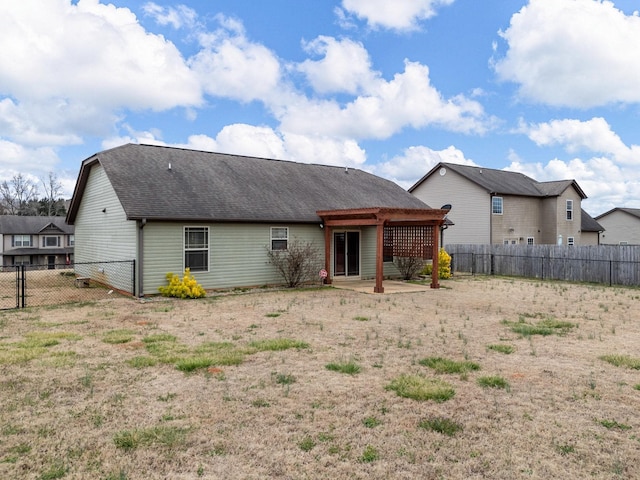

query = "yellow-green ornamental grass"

[{"left": 158, "top": 268, "right": 206, "bottom": 299}]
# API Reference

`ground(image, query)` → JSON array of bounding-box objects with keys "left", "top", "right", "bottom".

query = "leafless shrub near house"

[
  {"left": 266, "top": 239, "right": 323, "bottom": 287},
  {"left": 394, "top": 256, "right": 426, "bottom": 280}
]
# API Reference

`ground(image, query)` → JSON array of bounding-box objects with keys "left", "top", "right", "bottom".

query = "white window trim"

[
  {"left": 566, "top": 199, "right": 574, "bottom": 221},
  {"left": 184, "top": 226, "right": 210, "bottom": 273},
  {"left": 492, "top": 196, "right": 503, "bottom": 215},
  {"left": 43, "top": 236, "right": 60, "bottom": 248},
  {"left": 567, "top": 236, "right": 575, "bottom": 246},
  {"left": 270, "top": 226, "right": 289, "bottom": 251},
  {"left": 527, "top": 237, "right": 535, "bottom": 245},
  {"left": 13, "top": 235, "right": 32, "bottom": 247}
]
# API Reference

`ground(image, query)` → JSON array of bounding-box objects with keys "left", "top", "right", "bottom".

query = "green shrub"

[{"left": 158, "top": 268, "right": 206, "bottom": 299}]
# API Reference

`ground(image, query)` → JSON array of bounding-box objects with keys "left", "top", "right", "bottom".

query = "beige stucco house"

[
  {"left": 595, "top": 208, "right": 640, "bottom": 245},
  {"left": 409, "top": 162, "right": 603, "bottom": 246}
]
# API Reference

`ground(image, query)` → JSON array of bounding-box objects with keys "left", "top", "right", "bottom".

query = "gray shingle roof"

[
  {"left": 580, "top": 209, "right": 604, "bottom": 232},
  {"left": 67, "top": 144, "right": 431, "bottom": 224},
  {"left": 595, "top": 207, "right": 640, "bottom": 221},
  {"left": 409, "top": 163, "right": 587, "bottom": 199},
  {"left": 0, "top": 215, "right": 72, "bottom": 234}
]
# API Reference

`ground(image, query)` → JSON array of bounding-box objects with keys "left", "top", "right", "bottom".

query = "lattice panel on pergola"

[{"left": 383, "top": 225, "right": 434, "bottom": 259}]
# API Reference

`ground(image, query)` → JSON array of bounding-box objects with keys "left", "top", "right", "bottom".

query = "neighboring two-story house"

[
  {"left": 409, "top": 162, "right": 603, "bottom": 246},
  {"left": 0, "top": 216, "right": 74, "bottom": 268},
  {"left": 595, "top": 208, "right": 640, "bottom": 245}
]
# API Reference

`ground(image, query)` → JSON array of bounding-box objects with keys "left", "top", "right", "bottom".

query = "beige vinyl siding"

[
  {"left": 142, "top": 223, "right": 326, "bottom": 294},
  {"left": 539, "top": 197, "right": 558, "bottom": 244},
  {"left": 599, "top": 211, "right": 640, "bottom": 245},
  {"left": 556, "top": 189, "right": 582, "bottom": 245},
  {"left": 493, "top": 195, "right": 540, "bottom": 245},
  {"left": 411, "top": 168, "right": 489, "bottom": 245}
]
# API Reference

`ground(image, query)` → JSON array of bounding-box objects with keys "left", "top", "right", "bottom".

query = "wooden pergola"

[{"left": 316, "top": 207, "right": 449, "bottom": 293}]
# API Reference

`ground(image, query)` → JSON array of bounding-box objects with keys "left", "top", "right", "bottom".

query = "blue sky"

[{"left": 1, "top": 0, "right": 640, "bottom": 216}]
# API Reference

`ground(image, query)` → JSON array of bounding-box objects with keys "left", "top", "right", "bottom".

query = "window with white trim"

[
  {"left": 271, "top": 227, "right": 288, "bottom": 250},
  {"left": 527, "top": 237, "right": 534, "bottom": 245},
  {"left": 567, "top": 237, "right": 574, "bottom": 246},
  {"left": 492, "top": 196, "right": 503, "bottom": 215},
  {"left": 43, "top": 236, "right": 60, "bottom": 247},
  {"left": 566, "top": 200, "right": 573, "bottom": 220},
  {"left": 184, "top": 227, "right": 209, "bottom": 272},
  {"left": 12, "top": 235, "right": 32, "bottom": 247},
  {"left": 68, "top": 235, "right": 75, "bottom": 246}
]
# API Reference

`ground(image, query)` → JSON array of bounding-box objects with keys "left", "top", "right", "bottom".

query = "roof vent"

[
  {"left": 168, "top": 163, "right": 172, "bottom": 171},
  {"left": 345, "top": 167, "right": 348, "bottom": 174}
]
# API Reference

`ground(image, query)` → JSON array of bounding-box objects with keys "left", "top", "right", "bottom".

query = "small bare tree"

[
  {"left": 0, "top": 173, "right": 39, "bottom": 215},
  {"left": 266, "top": 239, "right": 323, "bottom": 288},
  {"left": 40, "top": 172, "right": 65, "bottom": 216},
  {"left": 393, "top": 256, "right": 426, "bottom": 280}
]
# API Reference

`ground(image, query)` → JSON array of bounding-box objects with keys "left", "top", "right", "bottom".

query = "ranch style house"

[{"left": 66, "top": 144, "right": 449, "bottom": 295}]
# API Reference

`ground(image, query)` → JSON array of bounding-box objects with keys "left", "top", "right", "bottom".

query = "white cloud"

[
  {"left": 494, "top": 0, "right": 640, "bottom": 107},
  {"left": 0, "top": 0, "right": 201, "bottom": 146},
  {"left": 280, "top": 60, "right": 491, "bottom": 140},
  {"left": 298, "top": 36, "right": 379, "bottom": 95},
  {"left": 522, "top": 117, "right": 640, "bottom": 165},
  {"left": 142, "top": 2, "right": 198, "bottom": 30},
  {"left": 339, "top": 0, "right": 455, "bottom": 31},
  {"left": 372, "top": 145, "right": 475, "bottom": 189},
  {"left": 0, "top": 140, "right": 63, "bottom": 190},
  {"left": 189, "top": 14, "right": 282, "bottom": 103}
]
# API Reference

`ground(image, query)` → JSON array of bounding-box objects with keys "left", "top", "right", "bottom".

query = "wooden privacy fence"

[{"left": 447, "top": 244, "right": 640, "bottom": 287}]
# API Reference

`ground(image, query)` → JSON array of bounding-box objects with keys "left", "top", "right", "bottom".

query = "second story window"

[
  {"left": 567, "top": 236, "right": 575, "bottom": 246},
  {"left": 43, "top": 236, "right": 60, "bottom": 247},
  {"left": 68, "top": 235, "right": 75, "bottom": 246},
  {"left": 12, "top": 235, "right": 32, "bottom": 247},
  {"left": 492, "top": 196, "right": 503, "bottom": 215},
  {"left": 566, "top": 200, "right": 573, "bottom": 220}
]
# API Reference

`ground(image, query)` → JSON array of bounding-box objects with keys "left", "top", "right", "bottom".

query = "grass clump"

[
  {"left": 385, "top": 374, "right": 455, "bottom": 402},
  {"left": 353, "top": 316, "right": 369, "bottom": 321},
  {"left": 419, "top": 357, "right": 480, "bottom": 374},
  {"left": 325, "top": 358, "right": 361, "bottom": 375},
  {"left": 598, "top": 419, "right": 631, "bottom": 430},
  {"left": 503, "top": 316, "right": 576, "bottom": 337},
  {"left": 176, "top": 342, "right": 244, "bottom": 372},
  {"left": 487, "top": 344, "right": 515, "bottom": 354},
  {"left": 359, "top": 445, "right": 379, "bottom": 463},
  {"left": 418, "top": 416, "right": 463, "bottom": 436},
  {"left": 362, "top": 416, "right": 382, "bottom": 428},
  {"left": 477, "top": 375, "right": 510, "bottom": 390},
  {"left": 127, "top": 356, "right": 158, "bottom": 368},
  {"left": 20, "top": 331, "right": 82, "bottom": 348},
  {"left": 298, "top": 436, "right": 316, "bottom": 452},
  {"left": 247, "top": 338, "right": 309, "bottom": 352},
  {"left": 113, "top": 425, "right": 189, "bottom": 450},
  {"left": 599, "top": 354, "right": 640, "bottom": 370},
  {"left": 102, "top": 329, "right": 136, "bottom": 344}
]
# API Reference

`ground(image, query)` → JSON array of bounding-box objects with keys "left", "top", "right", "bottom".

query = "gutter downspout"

[{"left": 137, "top": 219, "right": 146, "bottom": 297}]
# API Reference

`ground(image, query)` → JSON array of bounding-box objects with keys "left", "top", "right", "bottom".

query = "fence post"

[
  {"left": 609, "top": 260, "right": 612, "bottom": 287},
  {"left": 20, "top": 265, "right": 26, "bottom": 308},
  {"left": 491, "top": 254, "right": 495, "bottom": 276},
  {"left": 471, "top": 253, "right": 475, "bottom": 276}
]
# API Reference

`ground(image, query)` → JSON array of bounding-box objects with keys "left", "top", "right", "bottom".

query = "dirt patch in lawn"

[{"left": 0, "top": 276, "right": 639, "bottom": 479}]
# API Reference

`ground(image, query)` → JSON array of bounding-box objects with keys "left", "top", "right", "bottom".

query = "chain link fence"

[{"left": 0, "top": 260, "right": 135, "bottom": 310}]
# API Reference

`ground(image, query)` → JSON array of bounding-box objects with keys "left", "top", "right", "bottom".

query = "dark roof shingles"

[{"left": 80, "top": 144, "right": 430, "bottom": 223}]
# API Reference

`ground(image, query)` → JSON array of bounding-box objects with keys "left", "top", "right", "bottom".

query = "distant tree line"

[{"left": 0, "top": 172, "right": 67, "bottom": 216}]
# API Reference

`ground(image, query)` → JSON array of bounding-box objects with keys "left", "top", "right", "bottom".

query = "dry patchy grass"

[{"left": 0, "top": 276, "right": 639, "bottom": 479}]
